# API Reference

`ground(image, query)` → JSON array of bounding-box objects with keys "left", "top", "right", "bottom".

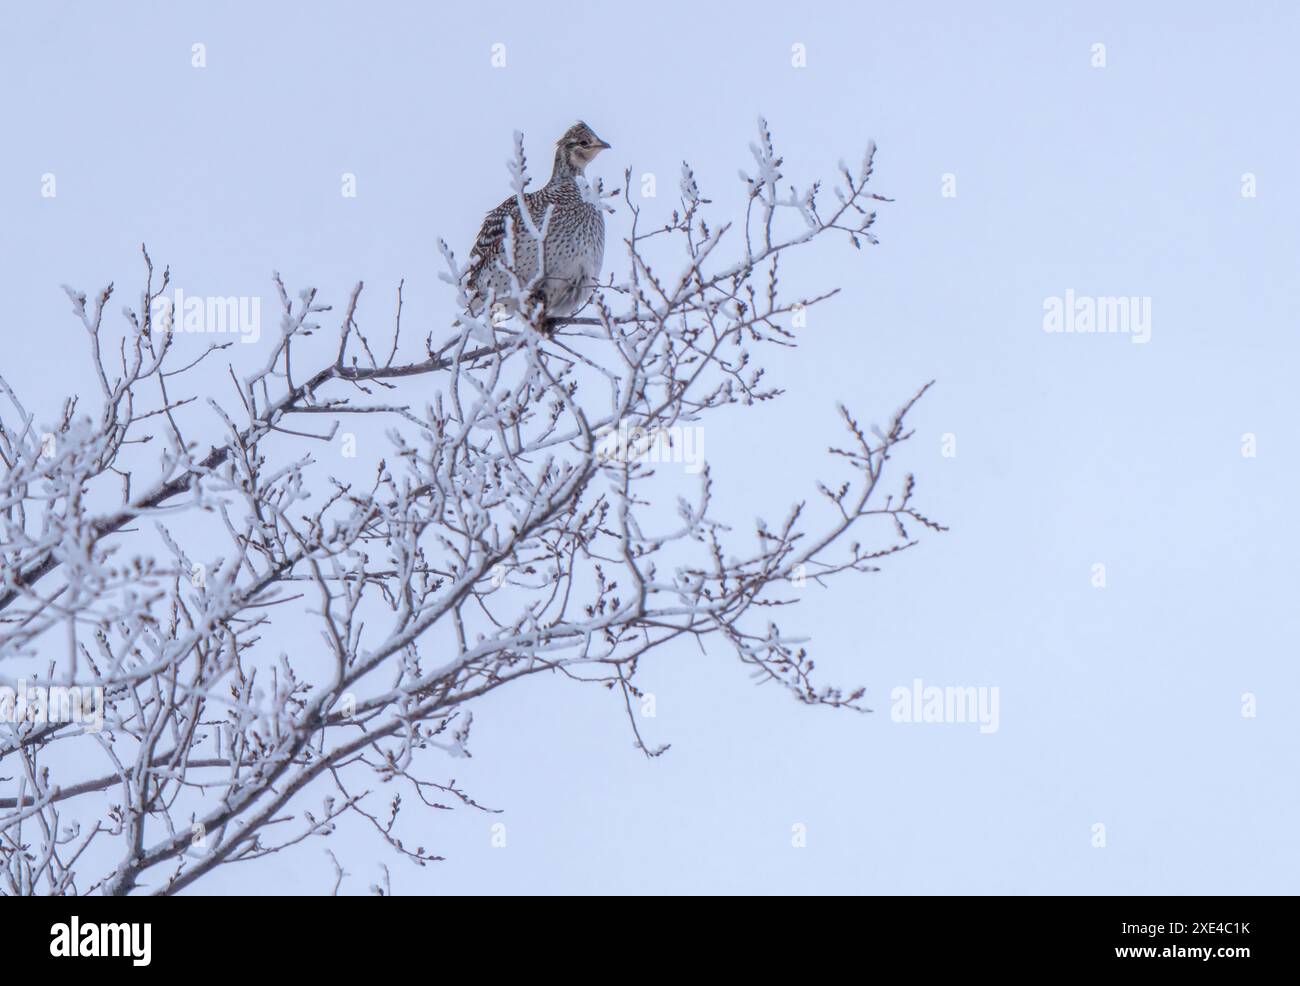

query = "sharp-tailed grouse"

[{"left": 466, "top": 122, "right": 610, "bottom": 329}]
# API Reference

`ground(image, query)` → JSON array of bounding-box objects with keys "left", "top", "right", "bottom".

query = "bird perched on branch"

[{"left": 466, "top": 122, "right": 610, "bottom": 332}]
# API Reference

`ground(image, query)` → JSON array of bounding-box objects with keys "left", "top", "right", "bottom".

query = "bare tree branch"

[{"left": 0, "top": 121, "right": 940, "bottom": 895}]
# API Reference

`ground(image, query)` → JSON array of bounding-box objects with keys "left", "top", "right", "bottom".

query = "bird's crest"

[{"left": 558, "top": 121, "right": 605, "bottom": 147}]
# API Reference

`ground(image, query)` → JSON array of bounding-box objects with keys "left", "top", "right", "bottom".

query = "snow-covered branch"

[{"left": 0, "top": 121, "right": 940, "bottom": 895}]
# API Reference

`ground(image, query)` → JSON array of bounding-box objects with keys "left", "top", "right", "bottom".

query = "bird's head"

[{"left": 557, "top": 121, "right": 611, "bottom": 173}]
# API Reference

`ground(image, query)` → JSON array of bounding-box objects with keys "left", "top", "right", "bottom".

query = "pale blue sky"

[{"left": 2, "top": 0, "right": 1296, "bottom": 894}]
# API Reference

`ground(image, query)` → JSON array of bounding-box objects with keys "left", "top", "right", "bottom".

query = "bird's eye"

[{"left": 579, "top": 140, "right": 590, "bottom": 147}]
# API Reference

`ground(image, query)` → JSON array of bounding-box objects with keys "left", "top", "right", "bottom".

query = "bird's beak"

[{"left": 594, "top": 138, "right": 611, "bottom": 150}]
